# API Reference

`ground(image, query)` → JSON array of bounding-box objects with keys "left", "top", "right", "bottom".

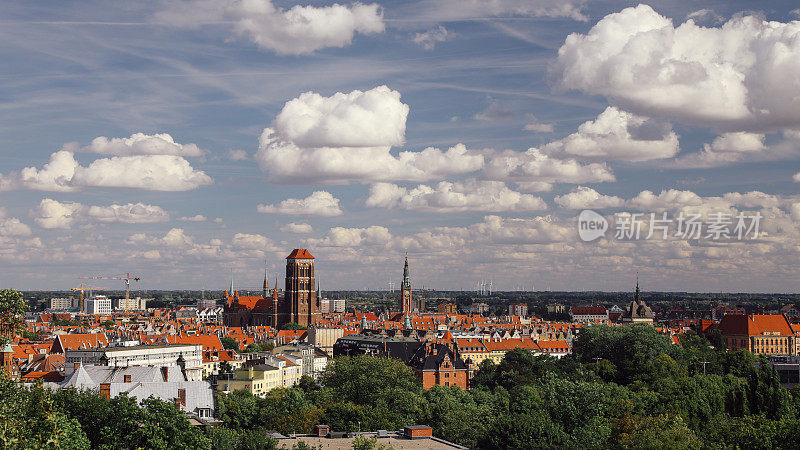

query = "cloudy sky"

[{"left": 1, "top": 0, "right": 799, "bottom": 292}]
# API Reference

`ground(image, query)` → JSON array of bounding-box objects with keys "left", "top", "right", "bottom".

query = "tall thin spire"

[
  {"left": 635, "top": 272, "right": 640, "bottom": 303},
  {"left": 262, "top": 259, "right": 269, "bottom": 298},
  {"left": 402, "top": 252, "right": 410, "bottom": 289}
]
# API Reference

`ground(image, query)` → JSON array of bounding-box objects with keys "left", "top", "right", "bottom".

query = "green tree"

[
  {"left": 318, "top": 356, "right": 421, "bottom": 406},
  {"left": 572, "top": 324, "right": 678, "bottom": 384},
  {"left": 280, "top": 323, "right": 307, "bottom": 330},
  {"left": 244, "top": 343, "right": 263, "bottom": 353},
  {"left": 612, "top": 414, "right": 700, "bottom": 450},
  {"left": 0, "top": 289, "right": 27, "bottom": 345},
  {"left": 218, "top": 390, "right": 261, "bottom": 430},
  {"left": 221, "top": 337, "right": 239, "bottom": 351},
  {"left": 423, "top": 385, "right": 494, "bottom": 448}
]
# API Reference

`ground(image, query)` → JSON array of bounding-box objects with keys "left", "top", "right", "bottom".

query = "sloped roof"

[
  {"left": 286, "top": 249, "right": 314, "bottom": 259},
  {"left": 52, "top": 333, "right": 108, "bottom": 353},
  {"left": 718, "top": 314, "right": 794, "bottom": 336},
  {"left": 166, "top": 334, "right": 223, "bottom": 351}
]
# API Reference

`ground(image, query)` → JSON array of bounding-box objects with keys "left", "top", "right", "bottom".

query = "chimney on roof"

[{"left": 161, "top": 366, "right": 169, "bottom": 382}]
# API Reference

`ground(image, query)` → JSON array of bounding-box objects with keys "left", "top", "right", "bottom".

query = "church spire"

[
  {"left": 402, "top": 252, "right": 410, "bottom": 289},
  {"left": 263, "top": 260, "right": 269, "bottom": 299},
  {"left": 635, "top": 273, "right": 640, "bottom": 303}
]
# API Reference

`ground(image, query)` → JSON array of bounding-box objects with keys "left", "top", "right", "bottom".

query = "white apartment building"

[
  {"left": 332, "top": 299, "right": 346, "bottom": 313},
  {"left": 83, "top": 297, "right": 112, "bottom": 315},
  {"left": 65, "top": 343, "right": 204, "bottom": 381}
]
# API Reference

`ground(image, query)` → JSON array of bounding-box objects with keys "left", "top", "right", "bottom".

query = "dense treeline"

[{"left": 4, "top": 325, "right": 800, "bottom": 449}]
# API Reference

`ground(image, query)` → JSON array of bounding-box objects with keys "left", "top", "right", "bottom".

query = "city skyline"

[{"left": 1, "top": 1, "right": 799, "bottom": 292}]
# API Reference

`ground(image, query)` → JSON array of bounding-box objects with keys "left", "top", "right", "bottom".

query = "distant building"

[
  {"left": 197, "top": 307, "right": 223, "bottom": 323},
  {"left": 83, "top": 297, "right": 112, "bottom": 315},
  {"left": 307, "top": 327, "right": 343, "bottom": 356},
  {"left": 197, "top": 297, "right": 217, "bottom": 310},
  {"left": 438, "top": 303, "right": 457, "bottom": 314},
  {"left": 547, "top": 303, "right": 566, "bottom": 314},
  {"left": 113, "top": 297, "right": 147, "bottom": 312},
  {"left": 570, "top": 306, "right": 609, "bottom": 323},
  {"left": 621, "top": 280, "right": 654, "bottom": 325},
  {"left": 319, "top": 298, "right": 330, "bottom": 314},
  {"left": 508, "top": 303, "right": 528, "bottom": 317},
  {"left": 64, "top": 343, "right": 204, "bottom": 381},
  {"left": 717, "top": 314, "right": 798, "bottom": 355},
  {"left": 331, "top": 299, "right": 346, "bottom": 313},
  {"left": 334, "top": 334, "right": 422, "bottom": 362},
  {"left": 470, "top": 303, "right": 490, "bottom": 316},
  {"left": 711, "top": 305, "right": 746, "bottom": 321},
  {"left": 49, "top": 297, "right": 79, "bottom": 311},
  {"left": 217, "top": 355, "right": 303, "bottom": 396},
  {"left": 408, "top": 342, "right": 469, "bottom": 389},
  {"left": 272, "top": 343, "right": 329, "bottom": 378}
]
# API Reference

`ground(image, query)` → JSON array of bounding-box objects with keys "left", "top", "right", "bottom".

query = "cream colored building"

[
  {"left": 307, "top": 327, "right": 343, "bottom": 355},
  {"left": 217, "top": 354, "right": 303, "bottom": 397}
]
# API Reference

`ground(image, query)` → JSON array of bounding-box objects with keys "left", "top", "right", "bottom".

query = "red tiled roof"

[
  {"left": 166, "top": 334, "right": 223, "bottom": 351},
  {"left": 537, "top": 340, "right": 570, "bottom": 351},
  {"left": 718, "top": 314, "right": 794, "bottom": 337},
  {"left": 484, "top": 338, "right": 540, "bottom": 352},
  {"left": 51, "top": 333, "right": 108, "bottom": 353},
  {"left": 286, "top": 249, "right": 314, "bottom": 259}
]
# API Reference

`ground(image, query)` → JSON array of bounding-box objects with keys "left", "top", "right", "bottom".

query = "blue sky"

[{"left": 1, "top": 0, "right": 799, "bottom": 292}]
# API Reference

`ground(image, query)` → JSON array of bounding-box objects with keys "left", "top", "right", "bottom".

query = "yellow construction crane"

[
  {"left": 70, "top": 283, "right": 103, "bottom": 313},
  {"left": 80, "top": 273, "right": 141, "bottom": 313}
]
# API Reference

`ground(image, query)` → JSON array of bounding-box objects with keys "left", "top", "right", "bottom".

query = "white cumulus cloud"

[
  {"left": 483, "top": 148, "right": 615, "bottom": 192},
  {"left": 74, "top": 133, "right": 203, "bottom": 157},
  {"left": 366, "top": 180, "right": 546, "bottom": 212},
  {"left": 257, "top": 191, "right": 342, "bottom": 216},
  {"left": 552, "top": 4, "right": 800, "bottom": 131},
  {"left": 33, "top": 199, "right": 170, "bottom": 229},
  {"left": 309, "top": 225, "right": 392, "bottom": 247},
  {"left": 155, "top": 0, "right": 384, "bottom": 55},
  {"left": 255, "top": 86, "right": 483, "bottom": 184},
  {"left": 540, "top": 107, "right": 680, "bottom": 161},
  {"left": 33, "top": 199, "right": 84, "bottom": 229},
  {"left": 4, "top": 150, "right": 212, "bottom": 192},
  {"left": 281, "top": 222, "right": 314, "bottom": 234},
  {"left": 554, "top": 186, "right": 624, "bottom": 209},
  {"left": 0, "top": 208, "right": 32, "bottom": 237},
  {"left": 178, "top": 215, "right": 207, "bottom": 222}
]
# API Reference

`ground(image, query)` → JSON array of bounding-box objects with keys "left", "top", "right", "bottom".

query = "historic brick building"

[
  {"left": 408, "top": 342, "right": 469, "bottom": 389},
  {"left": 223, "top": 249, "right": 320, "bottom": 329},
  {"left": 284, "top": 249, "right": 320, "bottom": 328}
]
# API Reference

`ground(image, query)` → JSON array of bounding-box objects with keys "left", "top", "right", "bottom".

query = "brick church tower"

[
  {"left": 401, "top": 253, "right": 413, "bottom": 314},
  {"left": 284, "top": 249, "right": 320, "bottom": 327}
]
